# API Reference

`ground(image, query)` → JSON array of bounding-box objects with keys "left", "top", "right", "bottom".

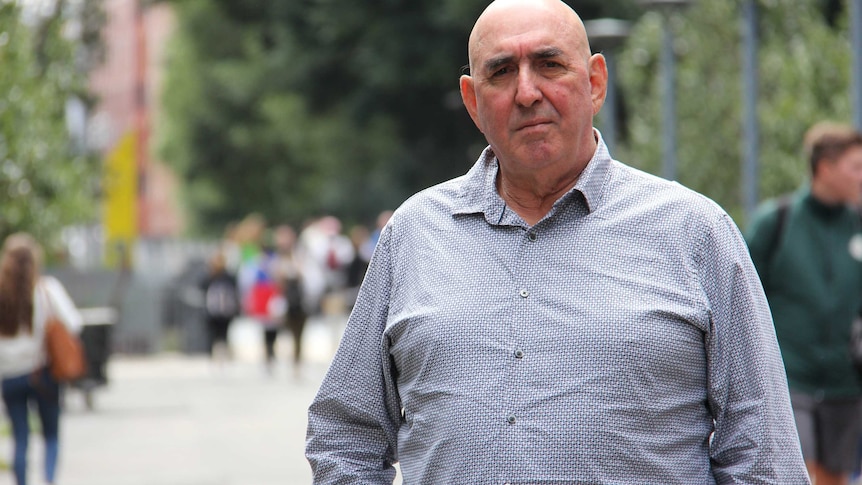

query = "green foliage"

[
  {"left": 158, "top": 0, "right": 852, "bottom": 232},
  {"left": 617, "top": 0, "right": 853, "bottom": 224},
  {"left": 757, "top": 0, "right": 852, "bottom": 198},
  {"left": 0, "top": 1, "right": 100, "bottom": 247},
  {"left": 157, "top": 0, "right": 638, "bottom": 234}
]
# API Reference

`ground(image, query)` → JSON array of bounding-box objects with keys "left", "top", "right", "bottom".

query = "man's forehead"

[
  {"left": 479, "top": 41, "right": 564, "bottom": 68},
  {"left": 471, "top": 28, "right": 580, "bottom": 68},
  {"left": 468, "top": 4, "right": 585, "bottom": 67}
]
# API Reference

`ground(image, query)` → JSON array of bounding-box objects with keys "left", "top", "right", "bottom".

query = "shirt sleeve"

[
  {"left": 306, "top": 223, "right": 401, "bottom": 484},
  {"left": 697, "top": 213, "right": 809, "bottom": 483},
  {"left": 41, "top": 276, "right": 84, "bottom": 334}
]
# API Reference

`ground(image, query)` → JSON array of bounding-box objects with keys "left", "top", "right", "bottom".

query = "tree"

[
  {"left": 616, "top": 0, "right": 852, "bottom": 223},
  {"left": 0, "top": 0, "right": 102, "bottom": 247},
  {"left": 157, "top": 0, "right": 637, "bottom": 234},
  {"left": 159, "top": 0, "right": 856, "bottom": 232}
]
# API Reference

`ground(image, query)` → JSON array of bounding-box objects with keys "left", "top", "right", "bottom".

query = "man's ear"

[
  {"left": 588, "top": 54, "right": 608, "bottom": 116},
  {"left": 460, "top": 75, "right": 482, "bottom": 132}
]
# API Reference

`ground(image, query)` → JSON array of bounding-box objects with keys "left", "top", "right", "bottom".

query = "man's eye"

[
  {"left": 542, "top": 61, "right": 562, "bottom": 68},
  {"left": 492, "top": 67, "right": 512, "bottom": 77}
]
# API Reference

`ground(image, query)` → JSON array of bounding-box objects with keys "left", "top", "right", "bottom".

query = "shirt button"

[
  {"left": 507, "top": 415, "right": 516, "bottom": 424},
  {"left": 527, "top": 232, "right": 538, "bottom": 241},
  {"left": 514, "top": 349, "right": 525, "bottom": 359},
  {"left": 519, "top": 289, "right": 530, "bottom": 298}
]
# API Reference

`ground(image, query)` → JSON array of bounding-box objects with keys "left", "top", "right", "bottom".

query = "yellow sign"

[{"left": 103, "top": 132, "right": 137, "bottom": 266}]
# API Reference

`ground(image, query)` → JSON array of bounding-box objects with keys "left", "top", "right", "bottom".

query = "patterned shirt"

[{"left": 306, "top": 134, "right": 809, "bottom": 484}]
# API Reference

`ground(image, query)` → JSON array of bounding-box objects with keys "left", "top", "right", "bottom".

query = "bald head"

[
  {"left": 458, "top": 0, "right": 607, "bottom": 180},
  {"left": 467, "top": 0, "right": 590, "bottom": 73}
]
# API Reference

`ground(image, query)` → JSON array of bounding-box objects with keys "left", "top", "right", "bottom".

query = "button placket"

[{"left": 508, "top": 227, "right": 534, "bottom": 446}]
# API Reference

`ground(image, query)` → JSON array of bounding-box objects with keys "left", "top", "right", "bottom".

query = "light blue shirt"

[{"left": 306, "top": 134, "right": 809, "bottom": 484}]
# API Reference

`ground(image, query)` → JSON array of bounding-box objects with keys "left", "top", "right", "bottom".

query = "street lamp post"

[
  {"left": 584, "top": 18, "right": 631, "bottom": 153},
  {"left": 741, "top": 0, "right": 759, "bottom": 218},
  {"left": 851, "top": 0, "right": 862, "bottom": 130},
  {"left": 639, "top": 0, "right": 692, "bottom": 181}
]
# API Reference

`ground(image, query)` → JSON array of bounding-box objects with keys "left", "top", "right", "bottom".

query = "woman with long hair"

[{"left": 0, "top": 233, "right": 82, "bottom": 485}]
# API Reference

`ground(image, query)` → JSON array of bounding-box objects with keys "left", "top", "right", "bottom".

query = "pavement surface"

[{"left": 0, "top": 314, "right": 404, "bottom": 485}]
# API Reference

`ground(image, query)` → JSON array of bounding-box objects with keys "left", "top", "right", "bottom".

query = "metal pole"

[
  {"left": 604, "top": 51, "right": 618, "bottom": 152},
  {"left": 660, "top": 17, "right": 677, "bottom": 181},
  {"left": 852, "top": 0, "right": 862, "bottom": 130},
  {"left": 741, "top": 0, "right": 759, "bottom": 217},
  {"left": 135, "top": 0, "right": 149, "bottom": 236}
]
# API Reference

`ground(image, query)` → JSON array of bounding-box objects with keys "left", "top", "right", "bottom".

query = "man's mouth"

[{"left": 517, "top": 119, "right": 551, "bottom": 130}]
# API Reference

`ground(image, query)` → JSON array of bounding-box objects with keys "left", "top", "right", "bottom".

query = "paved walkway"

[{"left": 0, "top": 315, "right": 396, "bottom": 485}]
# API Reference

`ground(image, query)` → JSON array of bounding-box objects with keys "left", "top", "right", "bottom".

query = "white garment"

[
  {"left": 0, "top": 276, "right": 83, "bottom": 378},
  {"left": 297, "top": 224, "right": 355, "bottom": 311}
]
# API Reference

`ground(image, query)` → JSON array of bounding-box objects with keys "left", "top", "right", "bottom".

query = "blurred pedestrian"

[
  {"left": 199, "top": 249, "right": 240, "bottom": 367},
  {"left": 0, "top": 232, "right": 82, "bottom": 485},
  {"left": 273, "top": 225, "right": 308, "bottom": 378},
  {"left": 234, "top": 213, "right": 267, "bottom": 301},
  {"left": 241, "top": 244, "right": 283, "bottom": 375},
  {"left": 344, "top": 224, "right": 371, "bottom": 310},
  {"left": 232, "top": 214, "right": 286, "bottom": 374},
  {"left": 306, "top": 0, "right": 808, "bottom": 482},
  {"left": 298, "top": 216, "right": 354, "bottom": 317},
  {"left": 746, "top": 121, "right": 862, "bottom": 485},
  {"left": 360, "top": 210, "right": 393, "bottom": 260}
]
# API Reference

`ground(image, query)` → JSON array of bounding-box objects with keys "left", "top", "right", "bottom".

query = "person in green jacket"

[{"left": 746, "top": 121, "right": 862, "bottom": 485}]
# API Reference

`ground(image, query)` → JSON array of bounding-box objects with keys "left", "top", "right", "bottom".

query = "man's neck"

[
  {"left": 810, "top": 180, "right": 845, "bottom": 207},
  {"left": 496, "top": 162, "right": 585, "bottom": 226}
]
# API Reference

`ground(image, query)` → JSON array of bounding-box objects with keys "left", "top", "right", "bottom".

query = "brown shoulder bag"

[{"left": 42, "top": 284, "right": 87, "bottom": 382}]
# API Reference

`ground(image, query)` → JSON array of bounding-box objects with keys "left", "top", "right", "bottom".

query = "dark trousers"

[
  {"left": 1, "top": 367, "right": 61, "bottom": 485},
  {"left": 206, "top": 317, "right": 232, "bottom": 356},
  {"left": 285, "top": 311, "right": 307, "bottom": 364},
  {"left": 263, "top": 327, "right": 278, "bottom": 363}
]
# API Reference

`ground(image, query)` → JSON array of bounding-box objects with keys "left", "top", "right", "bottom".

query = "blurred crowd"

[{"left": 198, "top": 211, "right": 392, "bottom": 377}]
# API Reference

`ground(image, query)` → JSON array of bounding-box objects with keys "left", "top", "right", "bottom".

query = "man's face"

[
  {"left": 460, "top": 3, "right": 606, "bottom": 171},
  {"left": 823, "top": 145, "right": 862, "bottom": 205}
]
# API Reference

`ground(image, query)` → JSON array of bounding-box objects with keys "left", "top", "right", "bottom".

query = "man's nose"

[{"left": 514, "top": 68, "right": 542, "bottom": 107}]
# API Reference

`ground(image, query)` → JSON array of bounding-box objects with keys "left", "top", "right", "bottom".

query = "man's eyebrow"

[
  {"left": 484, "top": 55, "right": 514, "bottom": 73},
  {"left": 531, "top": 47, "right": 563, "bottom": 60},
  {"left": 482, "top": 48, "right": 564, "bottom": 72}
]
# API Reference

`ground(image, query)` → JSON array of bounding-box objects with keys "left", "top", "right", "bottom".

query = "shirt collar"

[
  {"left": 453, "top": 129, "right": 613, "bottom": 222},
  {"left": 573, "top": 129, "right": 612, "bottom": 214}
]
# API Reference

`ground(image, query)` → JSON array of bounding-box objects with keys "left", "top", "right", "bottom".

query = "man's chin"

[{"left": 510, "top": 145, "right": 563, "bottom": 168}]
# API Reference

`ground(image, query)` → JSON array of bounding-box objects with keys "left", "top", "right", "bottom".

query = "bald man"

[{"left": 306, "top": 1, "right": 809, "bottom": 483}]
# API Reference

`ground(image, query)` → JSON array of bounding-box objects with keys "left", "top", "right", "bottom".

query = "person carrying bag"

[
  {"left": 0, "top": 233, "right": 83, "bottom": 485},
  {"left": 41, "top": 283, "right": 87, "bottom": 383}
]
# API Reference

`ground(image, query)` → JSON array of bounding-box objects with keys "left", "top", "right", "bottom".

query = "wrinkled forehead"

[{"left": 468, "top": 0, "right": 587, "bottom": 69}]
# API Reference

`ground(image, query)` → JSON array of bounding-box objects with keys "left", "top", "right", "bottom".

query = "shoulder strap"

[
  {"left": 38, "top": 280, "right": 57, "bottom": 320},
  {"left": 765, "top": 195, "right": 792, "bottom": 266}
]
